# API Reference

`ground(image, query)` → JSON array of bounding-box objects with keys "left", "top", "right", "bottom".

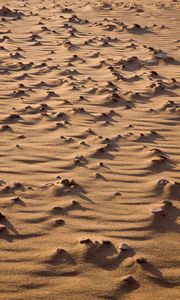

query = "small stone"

[
  {"left": 162, "top": 200, "right": 173, "bottom": 207},
  {"left": 56, "top": 248, "right": 65, "bottom": 254},
  {"left": 102, "top": 240, "right": 111, "bottom": 245},
  {"left": 97, "top": 147, "right": 106, "bottom": 153},
  {"left": 136, "top": 257, "right": 147, "bottom": 264},
  {"left": 53, "top": 207, "right": 63, "bottom": 212},
  {"left": 79, "top": 238, "right": 91, "bottom": 244},
  {"left": 2, "top": 125, "right": 12, "bottom": 131},
  {"left": 70, "top": 179, "right": 78, "bottom": 186},
  {"left": 55, "top": 219, "right": 65, "bottom": 226},
  {"left": 151, "top": 207, "right": 163, "bottom": 214},
  {"left": 95, "top": 173, "right": 101, "bottom": 178},
  {"left": 158, "top": 179, "right": 169, "bottom": 185},
  {"left": 86, "top": 128, "right": 94, "bottom": 134},
  {"left": 11, "top": 196, "right": 22, "bottom": 203},
  {"left": 120, "top": 243, "right": 130, "bottom": 251},
  {"left": 0, "top": 225, "right": 7, "bottom": 233},
  {"left": 0, "top": 212, "right": 5, "bottom": 219},
  {"left": 113, "top": 191, "right": 121, "bottom": 196},
  {"left": 18, "top": 135, "right": 25, "bottom": 139},
  {"left": 61, "top": 179, "right": 71, "bottom": 186},
  {"left": 71, "top": 200, "right": 79, "bottom": 205},
  {"left": 122, "top": 275, "right": 134, "bottom": 282}
]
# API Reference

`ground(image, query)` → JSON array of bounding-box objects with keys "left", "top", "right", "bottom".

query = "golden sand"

[{"left": 0, "top": 0, "right": 180, "bottom": 299}]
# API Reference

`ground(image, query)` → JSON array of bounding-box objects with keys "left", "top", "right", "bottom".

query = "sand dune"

[{"left": 0, "top": 0, "right": 180, "bottom": 299}]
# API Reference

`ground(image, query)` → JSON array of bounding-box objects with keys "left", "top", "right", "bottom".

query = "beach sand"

[{"left": 0, "top": 0, "right": 180, "bottom": 299}]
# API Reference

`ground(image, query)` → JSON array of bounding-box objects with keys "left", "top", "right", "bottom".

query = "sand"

[{"left": 0, "top": 0, "right": 180, "bottom": 299}]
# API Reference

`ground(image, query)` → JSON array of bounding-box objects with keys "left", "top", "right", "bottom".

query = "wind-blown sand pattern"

[{"left": 0, "top": 0, "right": 180, "bottom": 299}]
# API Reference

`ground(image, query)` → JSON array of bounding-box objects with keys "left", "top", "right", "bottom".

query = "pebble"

[
  {"left": 79, "top": 238, "right": 92, "bottom": 244},
  {"left": 55, "top": 219, "right": 65, "bottom": 226},
  {"left": 56, "top": 248, "right": 65, "bottom": 254},
  {"left": 158, "top": 179, "right": 169, "bottom": 185},
  {"left": 162, "top": 200, "right": 173, "bottom": 207},
  {"left": 113, "top": 191, "right": 121, "bottom": 196},
  {"left": 0, "top": 225, "right": 7, "bottom": 233},
  {"left": 120, "top": 243, "right": 130, "bottom": 251},
  {"left": 122, "top": 275, "right": 135, "bottom": 282},
  {"left": 0, "top": 212, "right": 5, "bottom": 219},
  {"left": 151, "top": 207, "right": 164, "bottom": 214},
  {"left": 61, "top": 179, "right": 71, "bottom": 186},
  {"left": 136, "top": 257, "right": 147, "bottom": 264}
]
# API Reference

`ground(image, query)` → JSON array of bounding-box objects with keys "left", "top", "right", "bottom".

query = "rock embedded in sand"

[
  {"left": 11, "top": 196, "right": 22, "bottom": 203},
  {"left": 52, "top": 207, "right": 63, "bottom": 213},
  {"left": 122, "top": 275, "right": 135, "bottom": 282},
  {"left": 86, "top": 128, "right": 95, "bottom": 135},
  {"left": 61, "top": 179, "right": 71, "bottom": 187},
  {"left": 71, "top": 200, "right": 79, "bottom": 206},
  {"left": 54, "top": 219, "right": 65, "bottom": 226},
  {"left": 162, "top": 200, "right": 173, "bottom": 207},
  {"left": 95, "top": 172, "right": 101, "bottom": 178},
  {"left": 61, "top": 179, "right": 78, "bottom": 187},
  {"left": 151, "top": 207, "right": 164, "bottom": 214},
  {"left": 97, "top": 146, "right": 106, "bottom": 153},
  {"left": 120, "top": 243, "right": 130, "bottom": 251},
  {"left": 136, "top": 257, "right": 147, "bottom": 264},
  {"left": 158, "top": 179, "right": 169, "bottom": 186},
  {"left": 56, "top": 248, "right": 65, "bottom": 254},
  {"left": 0, "top": 212, "right": 5, "bottom": 219},
  {"left": 102, "top": 240, "right": 112, "bottom": 245},
  {"left": 0, "top": 225, "right": 7, "bottom": 233},
  {"left": 113, "top": 191, "right": 121, "bottom": 196},
  {"left": 79, "top": 141, "right": 86, "bottom": 145},
  {"left": 8, "top": 114, "right": 21, "bottom": 121},
  {"left": 1, "top": 125, "right": 12, "bottom": 131},
  {"left": 79, "top": 238, "right": 92, "bottom": 244}
]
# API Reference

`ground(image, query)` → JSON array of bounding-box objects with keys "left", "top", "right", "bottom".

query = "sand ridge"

[{"left": 0, "top": 0, "right": 180, "bottom": 299}]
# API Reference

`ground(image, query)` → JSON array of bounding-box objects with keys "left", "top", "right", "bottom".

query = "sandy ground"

[{"left": 0, "top": 0, "right": 180, "bottom": 299}]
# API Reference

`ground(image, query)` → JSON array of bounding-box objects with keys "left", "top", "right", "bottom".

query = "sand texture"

[{"left": 0, "top": 0, "right": 180, "bottom": 299}]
